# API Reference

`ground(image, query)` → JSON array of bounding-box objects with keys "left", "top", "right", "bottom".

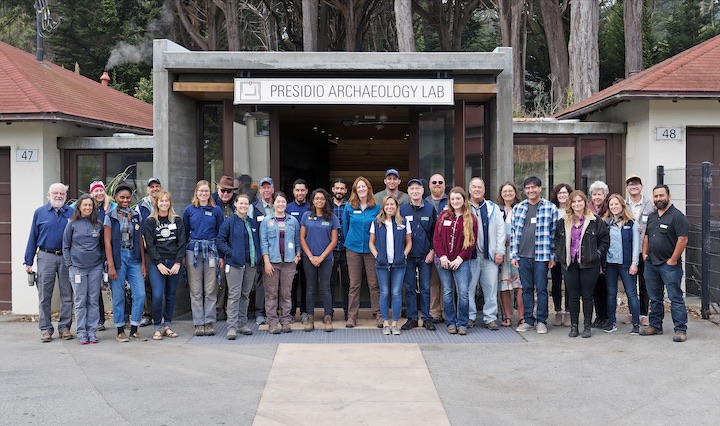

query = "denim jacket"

[{"left": 260, "top": 214, "right": 300, "bottom": 263}]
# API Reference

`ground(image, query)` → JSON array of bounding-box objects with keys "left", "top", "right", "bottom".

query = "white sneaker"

[
  {"left": 536, "top": 323, "right": 548, "bottom": 334},
  {"left": 516, "top": 322, "right": 534, "bottom": 332}
]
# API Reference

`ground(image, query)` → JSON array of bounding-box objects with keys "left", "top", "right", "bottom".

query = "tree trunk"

[
  {"left": 624, "top": 0, "right": 643, "bottom": 77},
  {"left": 213, "top": 0, "right": 242, "bottom": 50},
  {"left": 496, "top": 0, "right": 511, "bottom": 47},
  {"left": 395, "top": 0, "right": 415, "bottom": 52},
  {"left": 569, "top": 0, "right": 599, "bottom": 103},
  {"left": 510, "top": 0, "right": 525, "bottom": 111},
  {"left": 303, "top": 0, "right": 319, "bottom": 51},
  {"left": 538, "top": 0, "right": 569, "bottom": 110}
]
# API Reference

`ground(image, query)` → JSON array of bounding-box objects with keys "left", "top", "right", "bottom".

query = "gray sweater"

[{"left": 62, "top": 217, "right": 104, "bottom": 269}]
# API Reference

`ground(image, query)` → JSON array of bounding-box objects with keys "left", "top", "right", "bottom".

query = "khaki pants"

[
  {"left": 263, "top": 262, "right": 296, "bottom": 327},
  {"left": 346, "top": 249, "right": 380, "bottom": 321}
]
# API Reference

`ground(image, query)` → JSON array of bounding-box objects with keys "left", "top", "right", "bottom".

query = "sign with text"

[
  {"left": 16, "top": 149, "right": 38, "bottom": 162},
  {"left": 656, "top": 127, "right": 682, "bottom": 140},
  {"left": 234, "top": 78, "right": 454, "bottom": 105}
]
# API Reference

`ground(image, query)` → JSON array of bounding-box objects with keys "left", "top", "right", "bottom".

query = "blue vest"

[
  {"left": 107, "top": 209, "right": 143, "bottom": 267},
  {"left": 374, "top": 219, "right": 408, "bottom": 269},
  {"left": 620, "top": 220, "right": 634, "bottom": 267}
]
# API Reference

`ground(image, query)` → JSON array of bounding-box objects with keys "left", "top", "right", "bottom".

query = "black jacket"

[{"left": 555, "top": 213, "right": 609, "bottom": 270}]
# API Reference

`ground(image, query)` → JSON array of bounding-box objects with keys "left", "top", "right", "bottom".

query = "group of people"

[{"left": 24, "top": 169, "right": 690, "bottom": 344}]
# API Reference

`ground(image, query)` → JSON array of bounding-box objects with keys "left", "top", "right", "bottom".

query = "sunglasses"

[
  {"left": 219, "top": 188, "right": 234, "bottom": 194},
  {"left": 431, "top": 181, "right": 444, "bottom": 185}
]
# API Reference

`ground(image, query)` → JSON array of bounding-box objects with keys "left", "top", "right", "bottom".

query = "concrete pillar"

[{"left": 489, "top": 46, "right": 514, "bottom": 192}]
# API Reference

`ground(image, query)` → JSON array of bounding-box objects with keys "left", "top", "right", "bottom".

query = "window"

[
  {"left": 464, "top": 104, "right": 485, "bottom": 184},
  {"left": 66, "top": 150, "right": 152, "bottom": 203},
  {"left": 419, "top": 109, "right": 455, "bottom": 188}
]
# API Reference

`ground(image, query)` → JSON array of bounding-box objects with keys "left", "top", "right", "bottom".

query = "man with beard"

[
  {"left": 330, "top": 178, "right": 350, "bottom": 320},
  {"left": 287, "top": 179, "right": 310, "bottom": 323},
  {"left": 625, "top": 174, "right": 655, "bottom": 326},
  {"left": 25, "top": 183, "right": 75, "bottom": 342},
  {"left": 212, "top": 175, "right": 239, "bottom": 321},
  {"left": 640, "top": 185, "right": 689, "bottom": 342},
  {"left": 425, "top": 174, "right": 448, "bottom": 323},
  {"left": 374, "top": 169, "right": 410, "bottom": 206}
]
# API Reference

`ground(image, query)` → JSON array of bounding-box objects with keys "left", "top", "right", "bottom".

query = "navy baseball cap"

[
  {"left": 385, "top": 168, "right": 400, "bottom": 178},
  {"left": 407, "top": 178, "right": 423, "bottom": 187}
]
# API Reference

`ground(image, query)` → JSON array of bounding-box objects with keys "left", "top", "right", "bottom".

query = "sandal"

[
  {"left": 153, "top": 330, "right": 163, "bottom": 340},
  {"left": 518, "top": 318, "right": 525, "bottom": 326},
  {"left": 162, "top": 327, "right": 178, "bottom": 338},
  {"left": 501, "top": 318, "right": 512, "bottom": 327}
]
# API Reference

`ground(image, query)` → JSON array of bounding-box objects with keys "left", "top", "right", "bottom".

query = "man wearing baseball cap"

[
  {"left": 213, "top": 175, "right": 239, "bottom": 321},
  {"left": 374, "top": 168, "right": 410, "bottom": 206},
  {"left": 625, "top": 174, "right": 655, "bottom": 326}
]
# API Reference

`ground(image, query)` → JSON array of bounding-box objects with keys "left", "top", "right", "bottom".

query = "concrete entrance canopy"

[{"left": 153, "top": 39, "right": 513, "bottom": 206}]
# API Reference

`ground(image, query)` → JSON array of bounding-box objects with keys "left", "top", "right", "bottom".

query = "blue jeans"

[
  {"left": 518, "top": 258, "right": 549, "bottom": 326},
  {"left": 110, "top": 248, "right": 145, "bottom": 327},
  {"left": 69, "top": 264, "right": 102, "bottom": 337},
  {"left": 404, "top": 257, "right": 432, "bottom": 321},
  {"left": 437, "top": 261, "right": 471, "bottom": 327},
  {"left": 147, "top": 259, "right": 182, "bottom": 330},
  {"left": 303, "top": 256, "right": 334, "bottom": 317},
  {"left": 469, "top": 257, "right": 499, "bottom": 323},
  {"left": 644, "top": 262, "right": 687, "bottom": 332},
  {"left": 377, "top": 265, "right": 406, "bottom": 322},
  {"left": 605, "top": 263, "right": 640, "bottom": 325}
]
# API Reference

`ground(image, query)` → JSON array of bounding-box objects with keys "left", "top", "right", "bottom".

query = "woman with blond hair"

[
  {"left": 370, "top": 196, "right": 412, "bottom": 335},
  {"left": 183, "top": 180, "right": 224, "bottom": 337},
  {"left": 342, "top": 177, "right": 381, "bottom": 328},
  {"left": 603, "top": 194, "right": 641, "bottom": 334},
  {"left": 433, "top": 187, "right": 478, "bottom": 335},
  {"left": 144, "top": 191, "right": 186, "bottom": 340},
  {"left": 555, "top": 190, "right": 609, "bottom": 338}
]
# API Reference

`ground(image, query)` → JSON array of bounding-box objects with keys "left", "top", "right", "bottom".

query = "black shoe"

[
  {"left": 631, "top": 324, "right": 640, "bottom": 335},
  {"left": 592, "top": 318, "right": 606, "bottom": 329},
  {"left": 569, "top": 324, "right": 579, "bottom": 338},
  {"left": 401, "top": 319, "right": 418, "bottom": 330},
  {"left": 400, "top": 308, "right": 407, "bottom": 318},
  {"left": 432, "top": 316, "right": 444, "bottom": 324},
  {"left": 582, "top": 325, "right": 592, "bottom": 338},
  {"left": 603, "top": 322, "right": 617, "bottom": 333},
  {"left": 423, "top": 320, "right": 436, "bottom": 331}
]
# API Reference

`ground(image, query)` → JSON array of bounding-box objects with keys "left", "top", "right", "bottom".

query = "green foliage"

[
  {"left": 657, "top": 0, "right": 719, "bottom": 60},
  {"left": 134, "top": 76, "right": 153, "bottom": 104},
  {"left": 599, "top": 0, "right": 625, "bottom": 89},
  {"left": 0, "top": 2, "right": 35, "bottom": 52}
]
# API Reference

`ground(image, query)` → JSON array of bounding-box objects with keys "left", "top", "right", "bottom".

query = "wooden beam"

[
  {"left": 453, "top": 83, "right": 497, "bottom": 94},
  {"left": 173, "top": 82, "right": 234, "bottom": 93}
]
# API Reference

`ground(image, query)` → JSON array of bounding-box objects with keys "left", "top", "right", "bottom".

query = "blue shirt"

[
  {"left": 24, "top": 203, "right": 74, "bottom": 266},
  {"left": 510, "top": 198, "right": 558, "bottom": 262},
  {"left": 399, "top": 200, "right": 437, "bottom": 257},
  {"left": 332, "top": 200, "right": 347, "bottom": 251},
  {"left": 182, "top": 204, "right": 224, "bottom": 249},
  {"left": 286, "top": 200, "right": 310, "bottom": 221},
  {"left": 300, "top": 211, "right": 341, "bottom": 259},
  {"left": 342, "top": 203, "right": 381, "bottom": 254}
]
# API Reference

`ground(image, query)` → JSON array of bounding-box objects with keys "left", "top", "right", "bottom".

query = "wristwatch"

[{"left": 632, "top": 261, "right": 639, "bottom": 266}]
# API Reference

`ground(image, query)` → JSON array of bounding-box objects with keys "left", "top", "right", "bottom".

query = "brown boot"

[
  {"left": 324, "top": 315, "right": 333, "bottom": 332},
  {"left": 304, "top": 315, "right": 315, "bottom": 332}
]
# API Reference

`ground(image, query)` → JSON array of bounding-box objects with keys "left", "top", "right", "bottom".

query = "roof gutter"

[
  {"left": 0, "top": 112, "right": 152, "bottom": 135},
  {"left": 555, "top": 92, "right": 720, "bottom": 119}
]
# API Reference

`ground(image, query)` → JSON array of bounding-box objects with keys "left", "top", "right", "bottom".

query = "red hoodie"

[{"left": 433, "top": 211, "right": 478, "bottom": 261}]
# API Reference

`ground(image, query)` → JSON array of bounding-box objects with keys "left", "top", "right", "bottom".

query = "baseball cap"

[
  {"left": 147, "top": 177, "right": 161, "bottom": 186},
  {"left": 625, "top": 174, "right": 642, "bottom": 185},
  {"left": 385, "top": 168, "right": 400, "bottom": 178},
  {"left": 259, "top": 176, "right": 274, "bottom": 186},
  {"left": 407, "top": 178, "right": 423, "bottom": 187}
]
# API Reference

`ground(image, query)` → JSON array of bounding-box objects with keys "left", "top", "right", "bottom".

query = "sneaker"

[
  {"left": 485, "top": 321, "right": 499, "bottom": 331},
  {"left": 569, "top": 324, "right": 579, "bottom": 338},
  {"left": 255, "top": 315, "right": 266, "bottom": 325},
  {"left": 268, "top": 325, "right": 281, "bottom": 334},
  {"left": 391, "top": 326, "right": 401, "bottom": 336},
  {"left": 382, "top": 326, "right": 391, "bottom": 335},
  {"left": 88, "top": 334, "right": 98, "bottom": 344},
  {"left": 116, "top": 332, "right": 130, "bottom": 343},
  {"left": 41, "top": 333, "right": 52, "bottom": 343},
  {"left": 447, "top": 325, "right": 458, "bottom": 334},
  {"left": 640, "top": 315, "right": 650, "bottom": 326},
  {"left": 673, "top": 331, "right": 687, "bottom": 342},
  {"left": 59, "top": 330, "right": 74, "bottom": 340},
  {"left": 205, "top": 324, "right": 215, "bottom": 336},
  {"left": 631, "top": 324, "right": 640, "bottom": 335},
  {"left": 238, "top": 325, "right": 253, "bottom": 335},
  {"left": 281, "top": 324, "right": 292, "bottom": 333},
  {"left": 323, "top": 315, "right": 333, "bottom": 332},
  {"left": 139, "top": 317, "right": 151, "bottom": 327},
  {"left": 78, "top": 335, "right": 89, "bottom": 345},
  {"left": 194, "top": 325, "right": 205, "bottom": 336},
  {"left": 640, "top": 326, "right": 663, "bottom": 336},
  {"left": 591, "top": 318, "right": 606, "bottom": 329},
  {"left": 423, "top": 320, "right": 436, "bottom": 331},
  {"left": 345, "top": 319, "right": 356, "bottom": 328},
  {"left": 536, "top": 323, "right": 548, "bottom": 334},
  {"left": 301, "top": 312, "right": 308, "bottom": 324},
  {"left": 467, "top": 319, "right": 475, "bottom": 328},
  {"left": 96, "top": 323, "right": 106, "bottom": 331},
  {"left": 554, "top": 312, "right": 563, "bottom": 326},
  {"left": 581, "top": 325, "right": 592, "bottom": 338},
  {"left": 227, "top": 328, "right": 237, "bottom": 340},
  {"left": 401, "top": 319, "right": 418, "bottom": 331},
  {"left": 516, "top": 322, "right": 534, "bottom": 332},
  {"left": 304, "top": 317, "right": 315, "bottom": 332},
  {"left": 129, "top": 331, "right": 147, "bottom": 341},
  {"left": 458, "top": 327, "right": 468, "bottom": 335},
  {"left": 603, "top": 322, "right": 617, "bottom": 333},
  {"left": 432, "top": 316, "right": 443, "bottom": 324}
]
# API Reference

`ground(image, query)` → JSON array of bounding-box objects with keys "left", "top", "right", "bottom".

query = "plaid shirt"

[
  {"left": 510, "top": 198, "right": 558, "bottom": 262},
  {"left": 332, "top": 200, "right": 347, "bottom": 251}
]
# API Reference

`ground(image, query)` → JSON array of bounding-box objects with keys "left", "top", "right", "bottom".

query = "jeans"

[
  {"left": 469, "top": 257, "right": 499, "bottom": 324},
  {"left": 437, "top": 261, "right": 471, "bottom": 328},
  {"left": 562, "top": 262, "right": 598, "bottom": 326},
  {"left": 518, "top": 258, "right": 549, "bottom": 326},
  {"left": 303, "top": 256, "right": 334, "bottom": 317},
  {"left": 404, "top": 257, "right": 432, "bottom": 320},
  {"left": 377, "top": 265, "right": 406, "bottom": 322},
  {"left": 605, "top": 263, "right": 640, "bottom": 325},
  {"left": 644, "top": 262, "right": 687, "bottom": 332},
  {"left": 147, "top": 259, "right": 182, "bottom": 330},
  {"left": 35, "top": 251, "right": 73, "bottom": 334},
  {"left": 69, "top": 264, "right": 102, "bottom": 337},
  {"left": 331, "top": 250, "right": 350, "bottom": 314},
  {"left": 186, "top": 250, "right": 217, "bottom": 326},
  {"left": 110, "top": 248, "right": 145, "bottom": 327},
  {"left": 226, "top": 264, "right": 256, "bottom": 329},
  {"left": 637, "top": 257, "right": 649, "bottom": 315},
  {"left": 550, "top": 262, "right": 566, "bottom": 312}
]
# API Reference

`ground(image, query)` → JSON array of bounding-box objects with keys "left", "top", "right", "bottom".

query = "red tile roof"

[
  {"left": 555, "top": 34, "right": 720, "bottom": 119},
  {"left": 0, "top": 41, "right": 152, "bottom": 133}
]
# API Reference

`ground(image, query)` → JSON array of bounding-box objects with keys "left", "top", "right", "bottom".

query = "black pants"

[
  {"left": 562, "top": 262, "right": 599, "bottom": 326},
  {"left": 593, "top": 272, "right": 608, "bottom": 321},
  {"left": 291, "top": 260, "right": 307, "bottom": 315},
  {"left": 331, "top": 250, "right": 350, "bottom": 314},
  {"left": 550, "top": 263, "right": 566, "bottom": 312},
  {"left": 637, "top": 257, "right": 649, "bottom": 315}
]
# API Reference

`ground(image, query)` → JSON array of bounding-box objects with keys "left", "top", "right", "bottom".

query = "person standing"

[
  {"left": 62, "top": 194, "right": 103, "bottom": 344},
  {"left": 370, "top": 196, "right": 412, "bottom": 335},
  {"left": 640, "top": 185, "right": 689, "bottom": 342},
  {"left": 434, "top": 187, "right": 478, "bottom": 335},
  {"left": 183, "top": 180, "right": 224, "bottom": 337},
  {"left": 89, "top": 181, "right": 114, "bottom": 331},
  {"left": 496, "top": 182, "right": 523, "bottom": 326},
  {"left": 24, "top": 183, "right": 75, "bottom": 342},
  {"left": 216, "top": 193, "right": 260, "bottom": 339},
  {"left": 250, "top": 176, "right": 275, "bottom": 325},
  {"left": 260, "top": 192, "right": 301, "bottom": 334},
  {"left": 143, "top": 191, "right": 186, "bottom": 340},
  {"left": 588, "top": 180, "right": 610, "bottom": 329},
  {"left": 212, "top": 175, "right": 238, "bottom": 322},
  {"left": 330, "top": 179, "right": 350, "bottom": 321},
  {"left": 555, "top": 190, "right": 609, "bottom": 338},
  {"left": 425, "top": 174, "right": 448, "bottom": 323},
  {"left": 374, "top": 168, "right": 410, "bottom": 206},
  {"left": 104, "top": 183, "right": 147, "bottom": 342},
  {"left": 287, "top": 178, "right": 310, "bottom": 323},
  {"left": 549, "top": 183, "right": 573, "bottom": 327},
  {"left": 467, "top": 177, "right": 505, "bottom": 330},
  {"left": 300, "top": 188, "right": 340, "bottom": 332},
  {"left": 510, "top": 176, "right": 558, "bottom": 334},
  {"left": 343, "top": 177, "right": 382, "bottom": 328},
  {"left": 136, "top": 177, "right": 162, "bottom": 327},
  {"left": 399, "top": 178, "right": 437, "bottom": 331},
  {"left": 625, "top": 174, "right": 654, "bottom": 326}
]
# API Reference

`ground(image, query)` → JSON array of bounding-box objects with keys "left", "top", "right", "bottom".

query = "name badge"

[
  {"left": 168, "top": 223, "right": 177, "bottom": 230},
  {"left": 660, "top": 224, "right": 668, "bottom": 229},
  {"left": 91, "top": 232, "right": 99, "bottom": 238},
  {"left": 406, "top": 215, "right": 414, "bottom": 222},
  {"left": 257, "top": 215, "right": 264, "bottom": 222},
  {"left": 288, "top": 242, "right": 294, "bottom": 249},
  {"left": 443, "top": 220, "right": 452, "bottom": 226},
  {"left": 530, "top": 217, "right": 537, "bottom": 224},
  {"left": 354, "top": 210, "right": 362, "bottom": 214},
  {"left": 642, "top": 215, "right": 648, "bottom": 222},
  {"left": 398, "top": 224, "right": 405, "bottom": 230},
  {"left": 291, "top": 212, "right": 299, "bottom": 216},
  {"left": 321, "top": 221, "right": 330, "bottom": 226},
  {"left": 623, "top": 226, "right": 631, "bottom": 229},
  {"left": 205, "top": 211, "right": 213, "bottom": 216},
  {"left": 75, "top": 274, "right": 81, "bottom": 284},
  {"left": 225, "top": 264, "right": 231, "bottom": 273},
  {"left": 421, "top": 216, "right": 429, "bottom": 221},
  {"left": 209, "top": 258, "right": 216, "bottom": 268}
]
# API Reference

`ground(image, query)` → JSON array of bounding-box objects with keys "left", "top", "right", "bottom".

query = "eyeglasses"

[
  {"left": 219, "top": 188, "right": 233, "bottom": 194},
  {"left": 431, "top": 181, "right": 444, "bottom": 185},
  {"left": 314, "top": 197, "right": 326, "bottom": 201}
]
